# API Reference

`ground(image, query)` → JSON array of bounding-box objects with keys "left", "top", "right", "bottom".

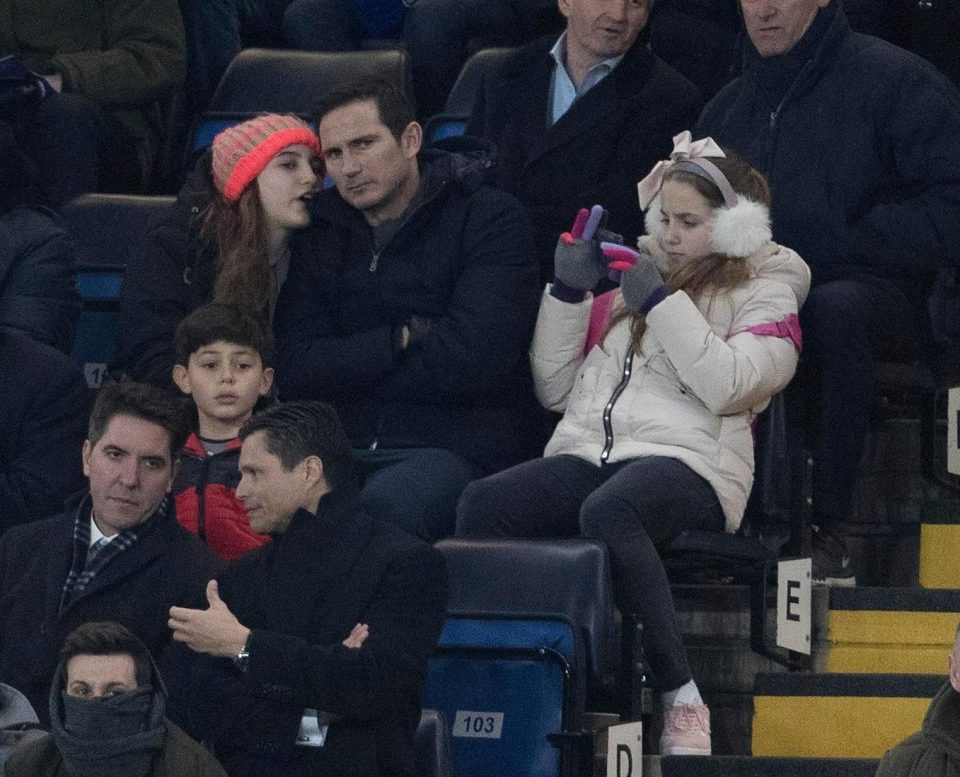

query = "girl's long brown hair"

[
  {"left": 199, "top": 183, "right": 273, "bottom": 324},
  {"left": 611, "top": 150, "right": 770, "bottom": 355}
]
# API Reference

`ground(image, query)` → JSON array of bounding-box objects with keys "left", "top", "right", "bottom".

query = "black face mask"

[
  {"left": 61, "top": 686, "right": 153, "bottom": 739},
  {"left": 51, "top": 686, "right": 166, "bottom": 777}
]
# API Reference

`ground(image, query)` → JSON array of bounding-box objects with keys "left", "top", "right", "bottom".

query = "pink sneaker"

[{"left": 659, "top": 703, "right": 711, "bottom": 756}]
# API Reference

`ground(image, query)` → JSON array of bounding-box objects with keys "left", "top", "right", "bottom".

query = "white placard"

[
  {"left": 777, "top": 557, "right": 811, "bottom": 655},
  {"left": 451, "top": 710, "right": 504, "bottom": 739},
  {"left": 948, "top": 387, "right": 960, "bottom": 475},
  {"left": 83, "top": 362, "right": 107, "bottom": 389},
  {"left": 606, "top": 720, "right": 642, "bottom": 777}
]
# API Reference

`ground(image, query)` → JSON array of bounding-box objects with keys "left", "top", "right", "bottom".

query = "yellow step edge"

[
  {"left": 826, "top": 645, "right": 948, "bottom": 675},
  {"left": 920, "top": 524, "right": 960, "bottom": 589},
  {"left": 752, "top": 695, "right": 928, "bottom": 758},
  {"left": 827, "top": 609, "right": 960, "bottom": 644}
]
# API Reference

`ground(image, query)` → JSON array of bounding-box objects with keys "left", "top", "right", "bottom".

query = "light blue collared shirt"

[{"left": 548, "top": 33, "right": 624, "bottom": 125}]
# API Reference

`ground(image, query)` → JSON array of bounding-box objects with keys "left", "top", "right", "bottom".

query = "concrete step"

[
  {"left": 920, "top": 518, "right": 960, "bottom": 589},
  {"left": 752, "top": 673, "right": 940, "bottom": 759},
  {"left": 617, "top": 756, "right": 879, "bottom": 777},
  {"left": 659, "top": 756, "right": 879, "bottom": 777},
  {"left": 822, "top": 587, "right": 960, "bottom": 674}
]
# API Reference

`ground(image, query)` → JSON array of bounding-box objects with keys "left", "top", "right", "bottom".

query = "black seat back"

[
  {"left": 435, "top": 538, "right": 621, "bottom": 693},
  {"left": 208, "top": 47, "right": 412, "bottom": 114}
]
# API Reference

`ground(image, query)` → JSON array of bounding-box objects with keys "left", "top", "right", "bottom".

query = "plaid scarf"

[{"left": 59, "top": 495, "right": 170, "bottom": 614}]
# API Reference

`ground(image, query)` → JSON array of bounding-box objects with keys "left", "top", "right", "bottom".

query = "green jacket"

[
  {"left": 5, "top": 721, "right": 227, "bottom": 777},
  {"left": 876, "top": 681, "right": 960, "bottom": 777},
  {"left": 0, "top": 0, "right": 186, "bottom": 176}
]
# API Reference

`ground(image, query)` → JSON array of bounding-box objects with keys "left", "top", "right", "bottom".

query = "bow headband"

[{"left": 636, "top": 131, "right": 738, "bottom": 211}]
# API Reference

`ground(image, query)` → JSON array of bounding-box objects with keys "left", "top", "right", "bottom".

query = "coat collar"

[
  {"left": 921, "top": 682, "right": 960, "bottom": 757},
  {"left": 53, "top": 498, "right": 183, "bottom": 619},
  {"left": 740, "top": 3, "right": 849, "bottom": 109},
  {"left": 500, "top": 36, "right": 658, "bottom": 161},
  {"left": 181, "top": 432, "right": 241, "bottom": 457},
  {"left": 255, "top": 487, "right": 376, "bottom": 635}
]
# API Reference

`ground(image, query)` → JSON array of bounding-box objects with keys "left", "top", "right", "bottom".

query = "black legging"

[{"left": 456, "top": 454, "right": 725, "bottom": 691}]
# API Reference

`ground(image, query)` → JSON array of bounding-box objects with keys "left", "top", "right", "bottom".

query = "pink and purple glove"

[{"left": 553, "top": 205, "right": 609, "bottom": 294}]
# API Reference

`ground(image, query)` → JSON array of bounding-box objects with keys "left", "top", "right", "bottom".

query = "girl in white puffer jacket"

[{"left": 456, "top": 133, "right": 810, "bottom": 757}]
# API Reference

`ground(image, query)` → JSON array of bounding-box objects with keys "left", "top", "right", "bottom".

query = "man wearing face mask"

[{"left": 5, "top": 621, "right": 226, "bottom": 777}]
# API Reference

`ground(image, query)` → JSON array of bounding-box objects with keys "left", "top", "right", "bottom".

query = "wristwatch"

[{"left": 233, "top": 636, "right": 250, "bottom": 673}]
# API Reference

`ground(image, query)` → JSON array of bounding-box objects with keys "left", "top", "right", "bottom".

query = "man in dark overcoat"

[{"left": 170, "top": 401, "right": 447, "bottom": 777}]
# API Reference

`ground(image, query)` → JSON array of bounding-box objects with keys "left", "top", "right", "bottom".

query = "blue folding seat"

[
  {"left": 426, "top": 538, "right": 620, "bottom": 777},
  {"left": 62, "top": 194, "right": 175, "bottom": 387},
  {"left": 424, "top": 48, "right": 514, "bottom": 143}
]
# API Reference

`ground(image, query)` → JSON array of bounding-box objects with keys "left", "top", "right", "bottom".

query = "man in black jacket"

[
  {"left": 0, "top": 382, "right": 214, "bottom": 723},
  {"left": 273, "top": 79, "right": 541, "bottom": 541},
  {"left": 170, "top": 401, "right": 447, "bottom": 777},
  {"left": 696, "top": 0, "right": 960, "bottom": 585},
  {"left": 466, "top": 0, "right": 702, "bottom": 282}
]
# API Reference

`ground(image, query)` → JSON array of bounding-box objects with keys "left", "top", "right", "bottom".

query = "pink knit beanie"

[{"left": 211, "top": 114, "right": 321, "bottom": 201}]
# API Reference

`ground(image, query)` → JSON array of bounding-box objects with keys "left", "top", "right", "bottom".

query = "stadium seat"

[
  {"left": 61, "top": 194, "right": 176, "bottom": 388},
  {"left": 181, "top": 47, "right": 412, "bottom": 175},
  {"left": 426, "top": 538, "right": 621, "bottom": 777},
  {"left": 207, "top": 48, "right": 412, "bottom": 114},
  {"left": 415, "top": 709, "right": 453, "bottom": 777},
  {"left": 424, "top": 47, "right": 515, "bottom": 143}
]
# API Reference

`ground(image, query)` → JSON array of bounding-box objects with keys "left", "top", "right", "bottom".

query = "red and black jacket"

[{"left": 173, "top": 433, "right": 269, "bottom": 561}]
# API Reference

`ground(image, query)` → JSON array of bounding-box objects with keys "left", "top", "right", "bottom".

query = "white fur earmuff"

[{"left": 643, "top": 194, "right": 771, "bottom": 258}]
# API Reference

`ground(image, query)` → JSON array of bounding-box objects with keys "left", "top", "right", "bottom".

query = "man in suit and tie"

[
  {"left": 467, "top": 0, "right": 703, "bottom": 282},
  {"left": 0, "top": 381, "right": 214, "bottom": 724}
]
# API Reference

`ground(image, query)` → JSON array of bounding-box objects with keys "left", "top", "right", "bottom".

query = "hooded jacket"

[
  {"left": 5, "top": 656, "right": 226, "bottom": 777},
  {"left": 531, "top": 241, "right": 810, "bottom": 531},
  {"left": 274, "top": 140, "right": 542, "bottom": 473},
  {"left": 875, "top": 681, "right": 960, "bottom": 777}
]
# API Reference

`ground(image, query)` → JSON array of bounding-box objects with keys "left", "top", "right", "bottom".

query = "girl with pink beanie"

[{"left": 117, "top": 114, "right": 321, "bottom": 386}]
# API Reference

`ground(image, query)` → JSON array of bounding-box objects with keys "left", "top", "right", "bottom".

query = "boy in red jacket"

[{"left": 171, "top": 303, "right": 274, "bottom": 559}]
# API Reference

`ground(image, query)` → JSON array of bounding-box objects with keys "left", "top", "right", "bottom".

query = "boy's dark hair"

[
  {"left": 314, "top": 78, "right": 416, "bottom": 141},
  {"left": 240, "top": 401, "right": 353, "bottom": 491},
  {"left": 60, "top": 621, "right": 153, "bottom": 688},
  {"left": 88, "top": 382, "right": 192, "bottom": 459},
  {"left": 174, "top": 303, "right": 273, "bottom": 367}
]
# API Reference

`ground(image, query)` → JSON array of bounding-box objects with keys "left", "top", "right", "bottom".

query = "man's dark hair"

[
  {"left": 314, "top": 78, "right": 416, "bottom": 141},
  {"left": 60, "top": 621, "right": 153, "bottom": 688},
  {"left": 174, "top": 302, "right": 273, "bottom": 367},
  {"left": 88, "top": 382, "right": 192, "bottom": 459},
  {"left": 240, "top": 401, "right": 353, "bottom": 491}
]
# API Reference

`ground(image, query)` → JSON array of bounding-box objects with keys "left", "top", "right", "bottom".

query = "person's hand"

[
  {"left": 43, "top": 73, "right": 63, "bottom": 93},
  {"left": 606, "top": 244, "right": 667, "bottom": 314},
  {"left": 342, "top": 623, "right": 369, "bottom": 649},
  {"left": 396, "top": 315, "right": 434, "bottom": 351},
  {"left": 315, "top": 624, "right": 369, "bottom": 725},
  {"left": 168, "top": 580, "right": 250, "bottom": 657},
  {"left": 553, "top": 205, "right": 610, "bottom": 292}
]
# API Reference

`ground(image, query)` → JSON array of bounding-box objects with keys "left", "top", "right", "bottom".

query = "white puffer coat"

[{"left": 531, "top": 242, "right": 811, "bottom": 532}]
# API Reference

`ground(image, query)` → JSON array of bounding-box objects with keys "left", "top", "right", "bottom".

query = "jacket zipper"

[
  {"left": 599, "top": 351, "right": 634, "bottom": 464},
  {"left": 366, "top": 180, "right": 448, "bottom": 274},
  {"left": 196, "top": 455, "right": 210, "bottom": 544}
]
